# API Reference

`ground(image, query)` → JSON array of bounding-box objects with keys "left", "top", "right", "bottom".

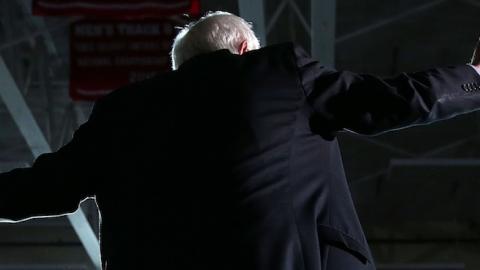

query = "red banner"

[
  {"left": 70, "top": 19, "right": 176, "bottom": 101},
  {"left": 33, "top": 0, "right": 200, "bottom": 17}
]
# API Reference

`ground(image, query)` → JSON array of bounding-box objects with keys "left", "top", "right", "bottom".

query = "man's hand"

[{"left": 471, "top": 37, "right": 480, "bottom": 68}]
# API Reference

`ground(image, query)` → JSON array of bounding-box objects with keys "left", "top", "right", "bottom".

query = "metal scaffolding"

[{"left": 0, "top": 1, "right": 101, "bottom": 269}]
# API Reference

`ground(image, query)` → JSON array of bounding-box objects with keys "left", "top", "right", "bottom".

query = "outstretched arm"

[
  {"left": 297, "top": 41, "right": 480, "bottom": 137},
  {"left": 0, "top": 100, "right": 110, "bottom": 222}
]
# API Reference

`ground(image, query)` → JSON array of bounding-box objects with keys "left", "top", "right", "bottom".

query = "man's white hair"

[{"left": 171, "top": 11, "right": 261, "bottom": 70}]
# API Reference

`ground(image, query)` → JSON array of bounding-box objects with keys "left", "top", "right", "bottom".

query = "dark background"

[{"left": 1, "top": 0, "right": 480, "bottom": 269}]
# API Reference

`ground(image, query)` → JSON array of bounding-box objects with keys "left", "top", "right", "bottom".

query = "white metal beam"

[
  {"left": 0, "top": 57, "right": 101, "bottom": 269},
  {"left": 238, "top": 0, "right": 267, "bottom": 46},
  {"left": 73, "top": 103, "right": 89, "bottom": 125},
  {"left": 311, "top": 0, "right": 336, "bottom": 67}
]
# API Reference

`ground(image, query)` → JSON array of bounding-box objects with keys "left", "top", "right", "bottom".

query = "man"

[{"left": 1, "top": 11, "right": 480, "bottom": 270}]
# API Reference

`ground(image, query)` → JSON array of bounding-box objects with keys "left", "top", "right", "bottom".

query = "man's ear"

[{"left": 238, "top": 40, "right": 248, "bottom": 55}]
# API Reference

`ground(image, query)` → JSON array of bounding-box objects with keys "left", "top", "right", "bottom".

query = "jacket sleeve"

[
  {"left": 0, "top": 99, "right": 110, "bottom": 222},
  {"left": 294, "top": 46, "right": 480, "bottom": 137}
]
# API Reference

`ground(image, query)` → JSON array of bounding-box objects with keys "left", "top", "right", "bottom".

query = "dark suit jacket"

[{"left": 1, "top": 43, "right": 480, "bottom": 270}]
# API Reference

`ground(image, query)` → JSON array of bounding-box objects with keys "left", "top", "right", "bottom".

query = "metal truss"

[
  {"left": 238, "top": 0, "right": 336, "bottom": 66},
  {"left": 0, "top": 1, "right": 100, "bottom": 269},
  {"left": 0, "top": 57, "right": 101, "bottom": 269}
]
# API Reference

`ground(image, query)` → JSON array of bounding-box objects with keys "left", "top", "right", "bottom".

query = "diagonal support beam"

[
  {"left": 73, "top": 103, "right": 88, "bottom": 125},
  {"left": 266, "top": 0, "right": 288, "bottom": 34},
  {"left": 288, "top": 0, "right": 310, "bottom": 35},
  {"left": 336, "top": 0, "right": 447, "bottom": 44},
  {"left": 0, "top": 16, "right": 80, "bottom": 52},
  {"left": 19, "top": 0, "right": 57, "bottom": 55},
  {"left": 0, "top": 57, "right": 101, "bottom": 269}
]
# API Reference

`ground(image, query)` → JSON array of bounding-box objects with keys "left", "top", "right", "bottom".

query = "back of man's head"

[{"left": 170, "top": 11, "right": 261, "bottom": 70}]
